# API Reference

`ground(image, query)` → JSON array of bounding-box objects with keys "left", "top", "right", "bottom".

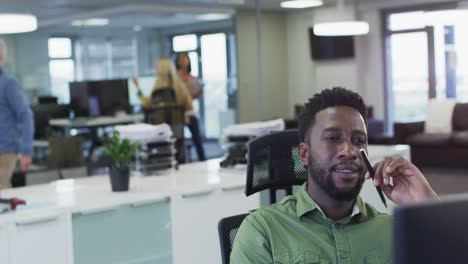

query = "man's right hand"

[
  {"left": 366, "top": 156, "right": 438, "bottom": 205},
  {"left": 19, "top": 155, "right": 32, "bottom": 172}
]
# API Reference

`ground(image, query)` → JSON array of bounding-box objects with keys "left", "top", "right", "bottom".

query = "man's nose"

[{"left": 338, "top": 141, "right": 358, "bottom": 160}]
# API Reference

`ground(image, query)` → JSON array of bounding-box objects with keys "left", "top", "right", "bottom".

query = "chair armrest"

[{"left": 393, "top": 121, "right": 425, "bottom": 144}]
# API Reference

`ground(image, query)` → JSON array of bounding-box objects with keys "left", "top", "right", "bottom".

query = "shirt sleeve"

[
  {"left": 230, "top": 213, "right": 273, "bottom": 264},
  {"left": 5, "top": 79, "right": 34, "bottom": 155}
]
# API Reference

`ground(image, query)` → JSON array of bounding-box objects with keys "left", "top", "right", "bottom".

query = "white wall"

[
  {"left": 236, "top": 11, "right": 289, "bottom": 123},
  {"left": 285, "top": 6, "right": 387, "bottom": 119}
]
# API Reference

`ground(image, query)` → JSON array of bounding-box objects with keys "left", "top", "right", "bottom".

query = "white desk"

[
  {"left": 49, "top": 114, "right": 144, "bottom": 129},
  {"left": 0, "top": 145, "right": 410, "bottom": 264}
]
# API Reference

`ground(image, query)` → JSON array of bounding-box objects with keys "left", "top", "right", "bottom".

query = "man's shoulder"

[
  {"left": 246, "top": 195, "right": 299, "bottom": 223},
  {"left": 0, "top": 72, "right": 20, "bottom": 87},
  {"left": 362, "top": 201, "right": 392, "bottom": 222}
]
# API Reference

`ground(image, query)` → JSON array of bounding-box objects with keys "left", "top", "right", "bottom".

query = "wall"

[
  {"left": 235, "top": 10, "right": 289, "bottom": 123},
  {"left": 285, "top": 7, "right": 363, "bottom": 117},
  {"left": 284, "top": 0, "right": 456, "bottom": 121}
]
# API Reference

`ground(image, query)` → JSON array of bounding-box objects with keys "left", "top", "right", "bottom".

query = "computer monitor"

[
  {"left": 393, "top": 194, "right": 468, "bottom": 264},
  {"left": 69, "top": 79, "right": 130, "bottom": 117},
  {"left": 37, "top": 96, "right": 58, "bottom": 104}
]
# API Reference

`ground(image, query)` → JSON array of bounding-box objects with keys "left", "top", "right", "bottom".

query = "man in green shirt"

[{"left": 231, "top": 87, "right": 437, "bottom": 263}]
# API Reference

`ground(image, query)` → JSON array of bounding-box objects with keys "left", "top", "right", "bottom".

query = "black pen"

[{"left": 359, "top": 149, "right": 388, "bottom": 208}]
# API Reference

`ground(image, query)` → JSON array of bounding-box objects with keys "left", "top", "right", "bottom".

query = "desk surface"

[
  {"left": 1, "top": 145, "right": 409, "bottom": 219},
  {"left": 0, "top": 159, "right": 246, "bottom": 217},
  {"left": 49, "top": 114, "right": 144, "bottom": 128}
]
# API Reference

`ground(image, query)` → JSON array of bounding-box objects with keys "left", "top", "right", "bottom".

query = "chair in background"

[
  {"left": 47, "top": 136, "right": 85, "bottom": 179},
  {"left": 37, "top": 96, "right": 58, "bottom": 104},
  {"left": 217, "top": 129, "right": 307, "bottom": 263},
  {"left": 31, "top": 103, "right": 70, "bottom": 166},
  {"left": 217, "top": 213, "right": 249, "bottom": 264},
  {"left": 144, "top": 104, "right": 191, "bottom": 163},
  {"left": 150, "top": 88, "right": 176, "bottom": 106}
]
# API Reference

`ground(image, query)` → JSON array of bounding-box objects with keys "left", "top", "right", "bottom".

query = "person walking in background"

[
  {"left": 0, "top": 38, "right": 34, "bottom": 189},
  {"left": 175, "top": 52, "right": 206, "bottom": 161},
  {"left": 176, "top": 52, "right": 203, "bottom": 100}
]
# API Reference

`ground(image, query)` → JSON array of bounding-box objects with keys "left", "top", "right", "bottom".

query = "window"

[
  {"left": 171, "top": 31, "right": 237, "bottom": 139},
  {"left": 76, "top": 37, "right": 137, "bottom": 80},
  {"left": 48, "top": 37, "right": 75, "bottom": 103},
  {"left": 172, "top": 34, "right": 197, "bottom": 52},
  {"left": 382, "top": 4, "right": 468, "bottom": 124}
]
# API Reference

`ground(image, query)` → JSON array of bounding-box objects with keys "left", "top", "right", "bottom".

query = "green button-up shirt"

[{"left": 231, "top": 183, "right": 392, "bottom": 264}]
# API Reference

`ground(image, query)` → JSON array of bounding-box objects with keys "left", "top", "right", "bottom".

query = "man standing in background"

[{"left": 0, "top": 38, "right": 34, "bottom": 189}]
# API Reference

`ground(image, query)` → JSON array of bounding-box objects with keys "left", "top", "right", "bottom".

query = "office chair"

[
  {"left": 47, "top": 136, "right": 85, "bottom": 179},
  {"left": 217, "top": 129, "right": 307, "bottom": 263},
  {"left": 144, "top": 104, "right": 191, "bottom": 164},
  {"left": 217, "top": 213, "right": 249, "bottom": 264},
  {"left": 245, "top": 129, "right": 308, "bottom": 204},
  {"left": 32, "top": 103, "right": 70, "bottom": 166},
  {"left": 150, "top": 88, "right": 176, "bottom": 106}
]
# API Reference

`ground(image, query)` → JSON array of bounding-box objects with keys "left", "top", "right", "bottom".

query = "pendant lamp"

[
  {"left": 0, "top": 14, "right": 37, "bottom": 34},
  {"left": 313, "top": 0, "right": 369, "bottom": 36}
]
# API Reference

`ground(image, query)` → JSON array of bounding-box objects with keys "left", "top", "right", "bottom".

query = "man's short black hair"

[{"left": 298, "top": 87, "right": 367, "bottom": 142}]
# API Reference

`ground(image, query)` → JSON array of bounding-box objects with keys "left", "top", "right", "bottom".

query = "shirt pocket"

[{"left": 274, "top": 251, "right": 327, "bottom": 264}]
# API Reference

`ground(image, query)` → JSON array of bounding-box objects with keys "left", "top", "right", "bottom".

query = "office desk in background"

[
  {"left": 49, "top": 114, "right": 145, "bottom": 167},
  {"left": 49, "top": 114, "right": 144, "bottom": 131}
]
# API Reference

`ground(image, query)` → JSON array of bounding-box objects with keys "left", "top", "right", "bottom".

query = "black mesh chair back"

[
  {"left": 245, "top": 129, "right": 307, "bottom": 203},
  {"left": 150, "top": 88, "right": 176, "bottom": 106},
  {"left": 144, "top": 104, "right": 187, "bottom": 162},
  {"left": 218, "top": 213, "right": 248, "bottom": 264},
  {"left": 32, "top": 103, "right": 69, "bottom": 139}
]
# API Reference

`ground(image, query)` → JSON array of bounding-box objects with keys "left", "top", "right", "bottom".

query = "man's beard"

[{"left": 308, "top": 157, "right": 365, "bottom": 202}]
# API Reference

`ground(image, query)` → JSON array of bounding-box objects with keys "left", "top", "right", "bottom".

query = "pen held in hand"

[{"left": 359, "top": 149, "right": 388, "bottom": 208}]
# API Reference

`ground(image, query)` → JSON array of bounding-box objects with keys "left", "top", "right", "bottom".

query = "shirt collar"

[{"left": 296, "top": 182, "right": 368, "bottom": 222}]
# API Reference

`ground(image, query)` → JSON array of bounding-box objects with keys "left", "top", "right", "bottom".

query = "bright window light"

[
  {"left": 389, "top": 11, "right": 425, "bottom": 31},
  {"left": 281, "top": 0, "right": 323, "bottom": 9},
  {"left": 424, "top": 10, "right": 468, "bottom": 25},
  {"left": 0, "top": 14, "right": 37, "bottom": 34},
  {"left": 172, "top": 34, "right": 197, "bottom": 52},
  {"left": 48, "top": 38, "right": 72, "bottom": 58},
  {"left": 313, "top": 21, "right": 369, "bottom": 36}
]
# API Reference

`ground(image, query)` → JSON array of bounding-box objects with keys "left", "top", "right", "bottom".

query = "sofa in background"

[{"left": 394, "top": 103, "right": 468, "bottom": 168}]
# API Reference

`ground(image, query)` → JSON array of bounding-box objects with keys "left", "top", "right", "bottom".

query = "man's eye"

[
  {"left": 325, "top": 136, "right": 340, "bottom": 142},
  {"left": 353, "top": 138, "right": 366, "bottom": 145}
]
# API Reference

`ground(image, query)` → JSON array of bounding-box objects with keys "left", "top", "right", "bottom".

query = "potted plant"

[{"left": 103, "top": 131, "right": 140, "bottom": 192}]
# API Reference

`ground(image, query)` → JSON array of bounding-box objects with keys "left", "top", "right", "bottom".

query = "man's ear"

[{"left": 298, "top": 142, "right": 309, "bottom": 166}]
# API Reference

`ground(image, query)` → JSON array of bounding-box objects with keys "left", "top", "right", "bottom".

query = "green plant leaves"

[{"left": 103, "top": 131, "right": 140, "bottom": 168}]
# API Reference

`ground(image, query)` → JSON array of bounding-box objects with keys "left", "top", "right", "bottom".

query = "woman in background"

[
  {"left": 175, "top": 53, "right": 206, "bottom": 161},
  {"left": 133, "top": 57, "right": 206, "bottom": 161},
  {"left": 176, "top": 52, "right": 203, "bottom": 100},
  {"left": 133, "top": 57, "right": 192, "bottom": 111}
]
